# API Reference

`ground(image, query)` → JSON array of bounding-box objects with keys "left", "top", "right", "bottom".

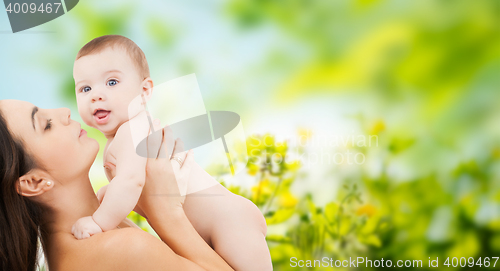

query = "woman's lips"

[
  {"left": 94, "top": 110, "right": 111, "bottom": 125},
  {"left": 79, "top": 129, "right": 87, "bottom": 137}
]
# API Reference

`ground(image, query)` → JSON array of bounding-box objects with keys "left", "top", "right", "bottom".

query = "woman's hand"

[
  {"left": 135, "top": 126, "right": 235, "bottom": 271},
  {"left": 137, "top": 127, "right": 194, "bottom": 218}
]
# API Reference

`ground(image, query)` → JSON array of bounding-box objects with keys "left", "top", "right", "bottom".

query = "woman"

[{"left": 0, "top": 99, "right": 236, "bottom": 271}]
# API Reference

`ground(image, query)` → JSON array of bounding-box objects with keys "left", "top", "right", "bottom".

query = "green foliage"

[
  {"left": 227, "top": 134, "right": 386, "bottom": 270},
  {"left": 234, "top": 131, "right": 500, "bottom": 270}
]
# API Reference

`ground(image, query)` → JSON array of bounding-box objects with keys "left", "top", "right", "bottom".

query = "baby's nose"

[{"left": 91, "top": 91, "right": 106, "bottom": 102}]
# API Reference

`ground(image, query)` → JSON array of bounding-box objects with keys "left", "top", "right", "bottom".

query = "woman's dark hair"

[{"left": 0, "top": 109, "right": 48, "bottom": 271}]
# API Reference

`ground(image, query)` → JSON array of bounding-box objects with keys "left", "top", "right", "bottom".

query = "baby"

[{"left": 71, "top": 35, "right": 271, "bottom": 270}]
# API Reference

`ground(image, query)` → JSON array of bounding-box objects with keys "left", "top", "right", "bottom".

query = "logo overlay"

[
  {"left": 3, "top": 0, "right": 79, "bottom": 33},
  {"left": 128, "top": 74, "right": 249, "bottom": 195}
]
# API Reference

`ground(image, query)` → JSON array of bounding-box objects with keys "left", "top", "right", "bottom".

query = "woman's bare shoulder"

[
  {"left": 54, "top": 228, "right": 171, "bottom": 271},
  {"left": 94, "top": 227, "right": 154, "bottom": 250}
]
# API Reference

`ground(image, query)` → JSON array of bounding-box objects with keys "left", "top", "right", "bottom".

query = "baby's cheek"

[
  {"left": 82, "top": 115, "right": 94, "bottom": 127},
  {"left": 76, "top": 99, "right": 89, "bottom": 113},
  {"left": 78, "top": 108, "right": 93, "bottom": 127}
]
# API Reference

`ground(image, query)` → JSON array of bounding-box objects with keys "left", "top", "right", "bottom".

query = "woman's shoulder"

[
  {"left": 97, "top": 227, "right": 155, "bottom": 250},
  {"left": 52, "top": 228, "right": 163, "bottom": 271},
  {"left": 91, "top": 227, "right": 163, "bottom": 259}
]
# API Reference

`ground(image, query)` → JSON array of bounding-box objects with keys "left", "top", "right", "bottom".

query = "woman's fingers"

[
  {"left": 144, "top": 125, "right": 177, "bottom": 160},
  {"left": 162, "top": 125, "right": 175, "bottom": 158},
  {"left": 181, "top": 150, "right": 194, "bottom": 170},
  {"left": 176, "top": 150, "right": 193, "bottom": 196},
  {"left": 156, "top": 128, "right": 167, "bottom": 159},
  {"left": 172, "top": 138, "right": 185, "bottom": 156},
  {"left": 153, "top": 118, "right": 161, "bottom": 131},
  {"left": 170, "top": 154, "right": 187, "bottom": 171},
  {"left": 146, "top": 130, "right": 162, "bottom": 160},
  {"left": 156, "top": 126, "right": 180, "bottom": 159},
  {"left": 170, "top": 138, "right": 189, "bottom": 168}
]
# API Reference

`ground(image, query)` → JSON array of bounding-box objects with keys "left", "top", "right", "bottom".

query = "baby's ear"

[{"left": 141, "top": 77, "right": 154, "bottom": 102}]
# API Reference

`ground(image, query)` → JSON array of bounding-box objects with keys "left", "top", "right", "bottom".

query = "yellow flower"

[
  {"left": 297, "top": 128, "right": 312, "bottom": 145},
  {"left": 247, "top": 163, "right": 259, "bottom": 176},
  {"left": 370, "top": 120, "right": 385, "bottom": 135},
  {"left": 286, "top": 160, "right": 301, "bottom": 171},
  {"left": 356, "top": 204, "right": 377, "bottom": 217},
  {"left": 279, "top": 192, "right": 298, "bottom": 208},
  {"left": 251, "top": 179, "right": 274, "bottom": 202}
]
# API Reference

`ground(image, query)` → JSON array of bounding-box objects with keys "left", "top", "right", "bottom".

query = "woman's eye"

[
  {"left": 81, "top": 86, "right": 91, "bottom": 93},
  {"left": 107, "top": 79, "right": 118, "bottom": 87},
  {"left": 44, "top": 119, "right": 52, "bottom": 131}
]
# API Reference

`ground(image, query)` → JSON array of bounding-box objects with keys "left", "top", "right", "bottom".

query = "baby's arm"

[
  {"left": 93, "top": 127, "right": 147, "bottom": 231},
  {"left": 72, "top": 124, "right": 146, "bottom": 239}
]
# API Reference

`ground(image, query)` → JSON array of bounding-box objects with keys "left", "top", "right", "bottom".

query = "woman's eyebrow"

[{"left": 31, "top": 106, "right": 38, "bottom": 131}]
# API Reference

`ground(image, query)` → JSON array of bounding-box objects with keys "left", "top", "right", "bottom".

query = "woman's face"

[{"left": 0, "top": 100, "right": 99, "bottom": 181}]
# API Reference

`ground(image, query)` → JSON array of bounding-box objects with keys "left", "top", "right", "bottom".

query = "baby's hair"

[{"left": 76, "top": 35, "right": 150, "bottom": 79}]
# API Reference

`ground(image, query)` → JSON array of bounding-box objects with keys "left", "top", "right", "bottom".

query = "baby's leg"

[{"left": 183, "top": 184, "right": 272, "bottom": 271}]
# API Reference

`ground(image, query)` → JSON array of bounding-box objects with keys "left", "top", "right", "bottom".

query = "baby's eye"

[
  {"left": 107, "top": 79, "right": 118, "bottom": 87},
  {"left": 81, "top": 86, "right": 91, "bottom": 93}
]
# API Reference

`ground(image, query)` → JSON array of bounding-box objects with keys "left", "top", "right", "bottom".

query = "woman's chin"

[{"left": 89, "top": 139, "right": 100, "bottom": 155}]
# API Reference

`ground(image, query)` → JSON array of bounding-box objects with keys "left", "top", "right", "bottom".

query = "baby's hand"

[{"left": 71, "top": 216, "right": 103, "bottom": 240}]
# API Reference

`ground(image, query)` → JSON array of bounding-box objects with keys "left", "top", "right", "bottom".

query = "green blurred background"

[{"left": 1, "top": 0, "right": 499, "bottom": 270}]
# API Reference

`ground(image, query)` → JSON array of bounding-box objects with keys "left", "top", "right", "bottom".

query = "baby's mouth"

[{"left": 94, "top": 110, "right": 111, "bottom": 124}]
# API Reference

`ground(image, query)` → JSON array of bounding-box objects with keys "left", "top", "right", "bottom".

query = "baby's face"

[{"left": 74, "top": 47, "right": 145, "bottom": 138}]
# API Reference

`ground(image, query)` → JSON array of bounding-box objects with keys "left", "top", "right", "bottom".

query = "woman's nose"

[{"left": 58, "top": 107, "right": 71, "bottom": 125}]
